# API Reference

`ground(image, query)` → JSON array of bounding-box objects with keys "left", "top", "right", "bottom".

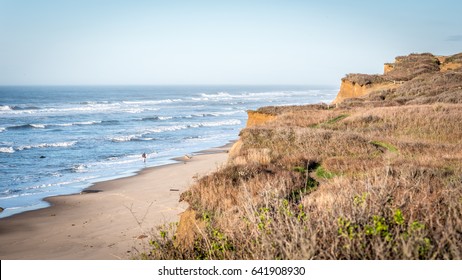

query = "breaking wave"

[
  {"left": 0, "top": 147, "right": 15, "bottom": 153},
  {"left": 16, "top": 141, "right": 77, "bottom": 151}
]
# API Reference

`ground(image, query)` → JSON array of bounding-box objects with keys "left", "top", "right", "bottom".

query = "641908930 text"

[{"left": 157, "top": 265, "right": 305, "bottom": 277}]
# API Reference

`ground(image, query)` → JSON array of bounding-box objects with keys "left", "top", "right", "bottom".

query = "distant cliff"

[{"left": 333, "top": 53, "right": 462, "bottom": 104}]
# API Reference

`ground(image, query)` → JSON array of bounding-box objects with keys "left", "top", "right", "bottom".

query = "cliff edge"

[{"left": 333, "top": 52, "right": 462, "bottom": 104}]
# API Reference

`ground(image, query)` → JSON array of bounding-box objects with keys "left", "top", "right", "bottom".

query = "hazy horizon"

[{"left": 1, "top": 0, "right": 461, "bottom": 86}]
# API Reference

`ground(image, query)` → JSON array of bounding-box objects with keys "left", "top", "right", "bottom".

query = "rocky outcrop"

[
  {"left": 246, "top": 110, "right": 277, "bottom": 127},
  {"left": 384, "top": 63, "right": 394, "bottom": 74},
  {"left": 332, "top": 78, "right": 398, "bottom": 104},
  {"left": 228, "top": 110, "right": 276, "bottom": 161},
  {"left": 174, "top": 209, "right": 205, "bottom": 251},
  {"left": 332, "top": 52, "right": 462, "bottom": 104}
]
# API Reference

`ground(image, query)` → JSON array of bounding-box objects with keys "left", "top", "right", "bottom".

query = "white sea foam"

[
  {"left": 192, "top": 91, "right": 299, "bottom": 102},
  {"left": 189, "top": 111, "right": 243, "bottom": 118},
  {"left": 147, "top": 125, "right": 188, "bottom": 133},
  {"left": 0, "top": 147, "right": 15, "bottom": 153},
  {"left": 0, "top": 127, "right": 5, "bottom": 133},
  {"left": 0, "top": 105, "right": 13, "bottom": 111},
  {"left": 30, "top": 124, "right": 46, "bottom": 129},
  {"left": 54, "top": 123, "right": 73, "bottom": 127},
  {"left": 198, "top": 92, "right": 234, "bottom": 100},
  {"left": 122, "top": 99, "right": 182, "bottom": 105},
  {"left": 138, "top": 137, "right": 154, "bottom": 141},
  {"left": 110, "top": 135, "right": 139, "bottom": 142},
  {"left": 72, "top": 164, "right": 88, "bottom": 173},
  {"left": 55, "top": 121, "right": 102, "bottom": 127},
  {"left": 0, "top": 103, "right": 122, "bottom": 115},
  {"left": 201, "top": 92, "right": 232, "bottom": 98},
  {"left": 208, "top": 110, "right": 245, "bottom": 116},
  {"left": 189, "top": 119, "right": 241, "bottom": 128},
  {"left": 16, "top": 141, "right": 77, "bottom": 151}
]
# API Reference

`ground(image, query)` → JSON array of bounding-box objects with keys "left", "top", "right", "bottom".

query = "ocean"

[{"left": 0, "top": 85, "right": 336, "bottom": 218}]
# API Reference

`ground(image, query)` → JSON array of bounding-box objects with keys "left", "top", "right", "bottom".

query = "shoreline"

[
  {"left": 0, "top": 143, "right": 232, "bottom": 260},
  {"left": 0, "top": 141, "right": 236, "bottom": 220}
]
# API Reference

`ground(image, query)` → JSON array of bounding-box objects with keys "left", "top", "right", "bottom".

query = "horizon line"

[{"left": 0, "top": 83, "right": 338, "bottom": 88}]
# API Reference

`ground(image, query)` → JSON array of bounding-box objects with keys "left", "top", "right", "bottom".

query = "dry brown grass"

[
  {"left": 255, "top": 103, "right": 331, "bottom": 115},
  {"left": 342, "top": 74, "right": 386, "bottom": 86},
  {"left": 445, "top": 53, "right": 462, "bottom": 64},
  {"left": 387, "top": 72, "right": 462, "bottom": 104},
  {"left": 330, "top": 104, "right": 462, "bottom": 143},
  {"left": 385, "top": 53, "right": 440, "bottom": 81},
  {"left": 141, "top": 102, "right": 462, "bottom": 259}
]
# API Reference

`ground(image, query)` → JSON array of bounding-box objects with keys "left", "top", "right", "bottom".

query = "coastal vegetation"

[{"left": 141, "top": 52, "right": 462, "bottom": 260}]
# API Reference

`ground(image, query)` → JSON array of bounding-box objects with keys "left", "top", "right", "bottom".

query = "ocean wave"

[
  {"left": 79, "top": 101, "right": 112, "bottom": 105},
  {"left": 193, "top": 91, "right": 309, "bottom": 102},
  {"left": 68, "top": 121, "right": 102, "bottom": 126},
  {"left": 54, "top": 120, "right": 103, "bottom": 127},
  {"left": 0, "top": 175, "right": 98, "bottom": 200},
  {"left": 201, "top": 92, "right": 232, "bottom": 98},
  {"left": 134, "top": 120, "right": 241, "bottom": 136},
  {"left": 31, "top": 124, "right": 46, "bottom": 128},
  {"left": 0, "top": 105, "right": 13, "bottom": 111},
  {"left": 140, "top": 116, "right": 173, "bottom": 121},
  {"left": 0, "top": 188, "right": 22, "bottom": 196},
  {"left": 122, "top": 99, "right": 182, "bottom": 105},
  {"left": 14, "top": 105, "right": 41, "bottom": 110},
  {"left": 0, "top": 147, "right": 15, "bottom": 153},
  {"left": 136, "top": 137, "right": 155, "bottom": 141},
  {"left": 192, "top": 110, "right": 244, "bottom": 117},
  {"left": 72, "top": 164, "right": 88, "bottom": 173},
  {"left": 16, "top": 141, "right": 77, "bottom": 151},
  {"left": 192, "top": 92, "right": 234, "bottom": 101},
  {"left": 110, "top": 135, "right": 139, "bottom": 142},
  {"left": 0, "top": 103, "right": 160, "bottom": 115},
  {"left": 138, "top": 113, "right": 238, "bottom": 121},
  {"left": 0, "top": 127, "right": 5, "bottom": 133},
  {"left": 0, "top": 105, "right": 42, "bottom": 111},
  {"left": 110, "top": 134, "right": 155, "bottom": 143},
  {"left": 96, "top": 156, "right": 141, "bottom": 167},
  {"left": 7, "top": 123, "right": 46, "bottom": 130},
  {"left": 147, "top": 125, "right": 189, "bottom": 133},
  {"left": 7, "top": 120, "right": 115, "bottom": 130},
  {"left": 189, "top": 119, "right": 241, "bottom": 128},
  {"left": 0, "top": 103, "right": 121, "bottom": 115}
]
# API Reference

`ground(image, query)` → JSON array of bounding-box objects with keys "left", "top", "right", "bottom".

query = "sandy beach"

[{"left": 0, "top": 146, "right": 229, "bottom": 260}]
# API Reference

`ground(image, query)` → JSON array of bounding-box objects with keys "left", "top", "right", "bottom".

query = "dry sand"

[{"left": 0, "top": 146, "right": 229, "bottom": 260}]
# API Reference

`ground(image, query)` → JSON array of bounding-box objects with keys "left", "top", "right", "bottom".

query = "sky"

[{"left": 0, "top": 0, "right": 461, "bottom": 86}]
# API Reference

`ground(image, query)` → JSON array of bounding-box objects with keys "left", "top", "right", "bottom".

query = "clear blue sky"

[{"left": 0, "top": 0, "right": 461, "bottom": 86}]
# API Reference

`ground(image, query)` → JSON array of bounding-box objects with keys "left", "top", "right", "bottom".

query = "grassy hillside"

[{"left": 141, "top": 53, "right": 462, "bottom": 260}]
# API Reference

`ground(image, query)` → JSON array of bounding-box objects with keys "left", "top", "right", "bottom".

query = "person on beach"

[{"left": 142, "top": 152, "right": 147, "bottom": 163}]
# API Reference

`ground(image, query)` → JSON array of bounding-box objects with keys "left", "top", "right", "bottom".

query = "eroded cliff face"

[
  {"left": 332, "top": 53, "right": 462, "bottom": 104},
  {"left": 174, "top": 209, "right": 205, "bottom": 251},
  {"left": 441, "top": 62, "right": 462, "bottom": 72},
  {"left": 245, "top": 111, "right": 277, "bottom": 127},
  {"left": 228, "top": 110, "right": 276, "bottom": 161},
  {"left": 332, "top": 80, "right": 398, "bottom": 104}
]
